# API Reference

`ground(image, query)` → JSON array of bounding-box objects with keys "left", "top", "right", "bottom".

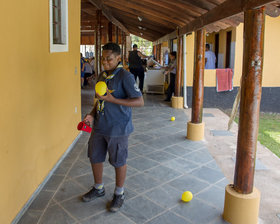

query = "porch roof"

[{"left": 81, "top": 0, "right": 280, "bottom": 42}]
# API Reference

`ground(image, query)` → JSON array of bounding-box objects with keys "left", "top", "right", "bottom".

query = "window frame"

[{"left": 49, "top": 0, "right": 68, "bottom": 53}]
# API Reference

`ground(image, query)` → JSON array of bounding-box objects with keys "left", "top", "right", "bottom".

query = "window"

[{"left": 49, "top": 0, "right": 68, "bottom": 52}]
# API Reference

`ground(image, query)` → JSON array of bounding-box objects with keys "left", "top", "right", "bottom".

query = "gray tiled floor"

[{"left": 18, "top": 89, "right": 229, "bottom": 224}]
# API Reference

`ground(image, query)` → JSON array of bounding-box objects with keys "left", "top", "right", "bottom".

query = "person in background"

[
  {"left": 81, "top": 53, "right": 85, "bottom": 88},
  {"left": 84, "top": 61, "right": 94, "bottom": 86},
  {"left": 90, "top": 57, "right": 95, "bottom": 72},
  {"left": 82, "top": 42, "right": 144, "bottom": 212},
  {"left": 128, "top": 44, "right": 149, "bottom": 93},
  {"left": 163, "top": 51, "right": 177, "bottom": 102},
  {"left": 89, "top": 57, "right": 96, "bottom": 80},
  {"left": 205, "top": 44, "right": 216, "bottom": 69},
  {"left": 85, "top": 51, "right": 89, "bottom": 58}
]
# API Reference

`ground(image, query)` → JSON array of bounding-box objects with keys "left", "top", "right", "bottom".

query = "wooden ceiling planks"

[
  {"left": 88, "top": 0, "right": 130, "bottom": 34},
  {"left": 110, "top": 6, "right": 177, "bottom": 30},
  {"left": 111, "top": 9, "right": 173, "bottom": 34},
  {"left": 130, "top": 0, "right": 196, "bottom": 22},
  {"left": 104, "top": 0, "right": 187, "bottom": 26},
  {"left": 117, "top": 16, "right": 168, "bottom": 37},
  {"left": 178, "top": 0, "right": 278, "bottom": 36},
  {"left": 81, "top": 0, "right": 280, "bottom": 43}
]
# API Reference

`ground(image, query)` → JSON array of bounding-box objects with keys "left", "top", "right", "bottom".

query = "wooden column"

[
  {"left": 115, "top": 26, "right": 119, "bottom": 44},
  {"left": 108, "top": 22, "right": 113, "bottom": 42},
  {"left": 122, "top": 31, "right": 126, "bottom": 65},
  {"left": 153, "top": 45, "right": 156, "bottom": 57},
  {"left": 234, "top": 7, "right": 265, "bottom": 194},
  {"left": 124, "top": 34, "right": 127, "bottom": 64},
  {"left": 95, "top": 10, "right": 102, "bottom": 74},
  {"left": 175, "top": 35, "right": 183, "bottom": 97},
  {"left": 191, "top": 29, "right": 206, "bottom": 123}
]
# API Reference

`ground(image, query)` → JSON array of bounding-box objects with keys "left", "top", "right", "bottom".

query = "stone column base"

[
  {"left": 186, "top": 121, "right": 204, "bottom": 141},
  {"left": 171, "top": 96, "right": 183, "bottom": 109},
  {"left": 223, "top": 184, "right": 261, "bottom": 224}
]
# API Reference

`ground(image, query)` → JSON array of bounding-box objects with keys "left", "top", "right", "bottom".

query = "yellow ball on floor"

[
  {"left": 95, "top": 81, "right": 107, "bottom": 96},
  {"left": 171, "top": 116, "right": 175, "bottom": 121},
  {"left": 181, "top": 191, "right": 193, "bottom": 202}
]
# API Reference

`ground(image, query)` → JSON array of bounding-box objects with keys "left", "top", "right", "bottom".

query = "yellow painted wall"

[
  {"left": 232, "top": 24, "right": 243, "bottom": 87},
  {"left": 203, "top": 16, "right": 280, "bottom": 88},
  {"left": 186, "top": 33, "right": 194, "bottom": 86},
  {"left": 0, "top": 1, "right": 81, "bottom": 223},
  {"left": 225, "top": 16, "right": 280, "bottom": 87},
  {"left": 185, "top": 32, "right": 217, "bottom": 87}
]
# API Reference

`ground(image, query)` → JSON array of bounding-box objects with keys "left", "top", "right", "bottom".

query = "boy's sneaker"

[
  {"left": 109, "top": 193, "right": 125, "bottom": 212},
  {"left": 82, "top": 187, "right": 105, "bottom": 202}
]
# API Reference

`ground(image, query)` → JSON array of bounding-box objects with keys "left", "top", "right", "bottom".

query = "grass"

[
  {"left": 232, "top": 113, "right": 280, "bottom": 158},
  {"left": 258, "top": 114, "right": 280, "bottom": 158}
]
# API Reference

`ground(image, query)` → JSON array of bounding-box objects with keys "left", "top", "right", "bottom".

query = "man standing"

[
  {"left": 128, "top": 44, "right": 149, "bottom": 93},
  {"left": 205, "top": 44, "right": 216, "bottom": 69},
  {"left": 82, "top": 43, "right": 144, "bottom": 212}
]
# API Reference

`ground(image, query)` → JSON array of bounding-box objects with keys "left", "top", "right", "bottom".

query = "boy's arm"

[
  {"left": 97, "top": 90, "right": 144, "bottom": 107},
  {"left": 83, "top": 101, "right": 98, "bottom": 126},
  {"left": 89, "top": 100, "right": 98, "bottom": 116}
]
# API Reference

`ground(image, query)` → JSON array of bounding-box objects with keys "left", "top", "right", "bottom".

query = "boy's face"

[{"left": 101, "top": 50, "right": 121, "bottom": 71}]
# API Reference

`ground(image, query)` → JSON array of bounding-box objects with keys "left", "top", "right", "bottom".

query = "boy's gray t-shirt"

[{"left": 93, "top": 68, "right": 142, "bottom": 137}]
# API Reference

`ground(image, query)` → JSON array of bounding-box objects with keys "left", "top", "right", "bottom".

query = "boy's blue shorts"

[{"left": 88, "top": 132, "right": 128, "bottom": 168}]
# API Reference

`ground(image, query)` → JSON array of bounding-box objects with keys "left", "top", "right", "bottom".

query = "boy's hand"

[
  {"left": 83, "top": 114, "right": 94, "bottom": 127},
  {"left": 96, "top": 89, "right": 115, "bottom": 103}
]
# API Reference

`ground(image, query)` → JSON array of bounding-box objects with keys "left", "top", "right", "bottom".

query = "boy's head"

[
  {"left": 133, "top": 44, "right": 138, "bottom": 50},
  {"left": 101, "top": 43, "right": 121, "bottom": 71}
]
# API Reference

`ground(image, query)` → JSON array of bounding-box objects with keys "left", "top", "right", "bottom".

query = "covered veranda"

[
  {"left": 13, "top": 0, "right": 280, "bottom": 223},
  {"left": 17, "top": 87, "right": 280, "bottom": 224}
]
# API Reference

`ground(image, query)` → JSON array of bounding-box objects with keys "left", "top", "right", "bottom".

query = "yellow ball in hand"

[
  {"left": 181, "top": 191, "right": 193, "bottom": 202},
  {"left": 171, "top": 116, "right": 175, "bottom": 121},
  {"left": 95, "top": 81, "right": 107, "bottom": 96}
]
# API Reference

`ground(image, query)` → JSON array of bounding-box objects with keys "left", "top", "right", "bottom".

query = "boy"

[{"left": 82, "top": 43, "right": 144, "bottom": 212}]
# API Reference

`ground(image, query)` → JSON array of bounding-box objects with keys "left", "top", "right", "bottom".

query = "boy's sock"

[
  {"left": 94, "top": 183, "right": 104, "bottom": 190},
  {"left": 114, "top": 186, "right": 124, "bottom": 195}
]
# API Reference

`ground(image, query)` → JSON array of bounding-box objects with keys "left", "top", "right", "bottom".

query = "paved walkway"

[
  {"left": 17, "top": 86, "right": 280, "bottom": 224},
  {"left": 200, "top": 108, "right": 280, "bottom": 224}
]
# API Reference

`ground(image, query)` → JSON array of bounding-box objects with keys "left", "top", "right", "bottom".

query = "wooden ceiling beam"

[
  {"left": 110, "top": 8, "right": 174, "bottom": 34},
  {"left": 128, "top": 0, "right": 199, "bottom": 20},
  {"left": 105, "top": 3, "right": 178, "bottom": 29},
  {"left": 128, "top": 29, "right": 157, "bottom": 41},
  {"left": 126, "top": 25, "right": 161, "bottom": 41},
  {"left": 105, "top": 0, "right": 187, "bottom": 26},
  {"left": 162, "top": 0, "right": 216, "bottom": 11},
  {"left": 206, "top": 0, "right": 225, "bottom": 5},
  {"left": 88, "top": 0, "right": 130, "bottom": 34},
  {"left": 179, "top": 0, "right": 277, "bottom": 35},
  {"left": 109, "top": 6, "right": 177, "bottom": 29},
  {"left": 220, "top": 18, "right": 241, "bottom": 27},
  {"left": 129, "top": 31, "right": 154, "bottom": 41},
  {"left": 119, "top": 17, "right": 170, "bottom": 36},
  {"left": 124, "top": 23, "right": 164, "bottom": 38}
]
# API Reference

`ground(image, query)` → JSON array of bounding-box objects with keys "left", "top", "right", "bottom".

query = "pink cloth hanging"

[{"left": 216, "top": 68, "right": 233, "bottom": 92}]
